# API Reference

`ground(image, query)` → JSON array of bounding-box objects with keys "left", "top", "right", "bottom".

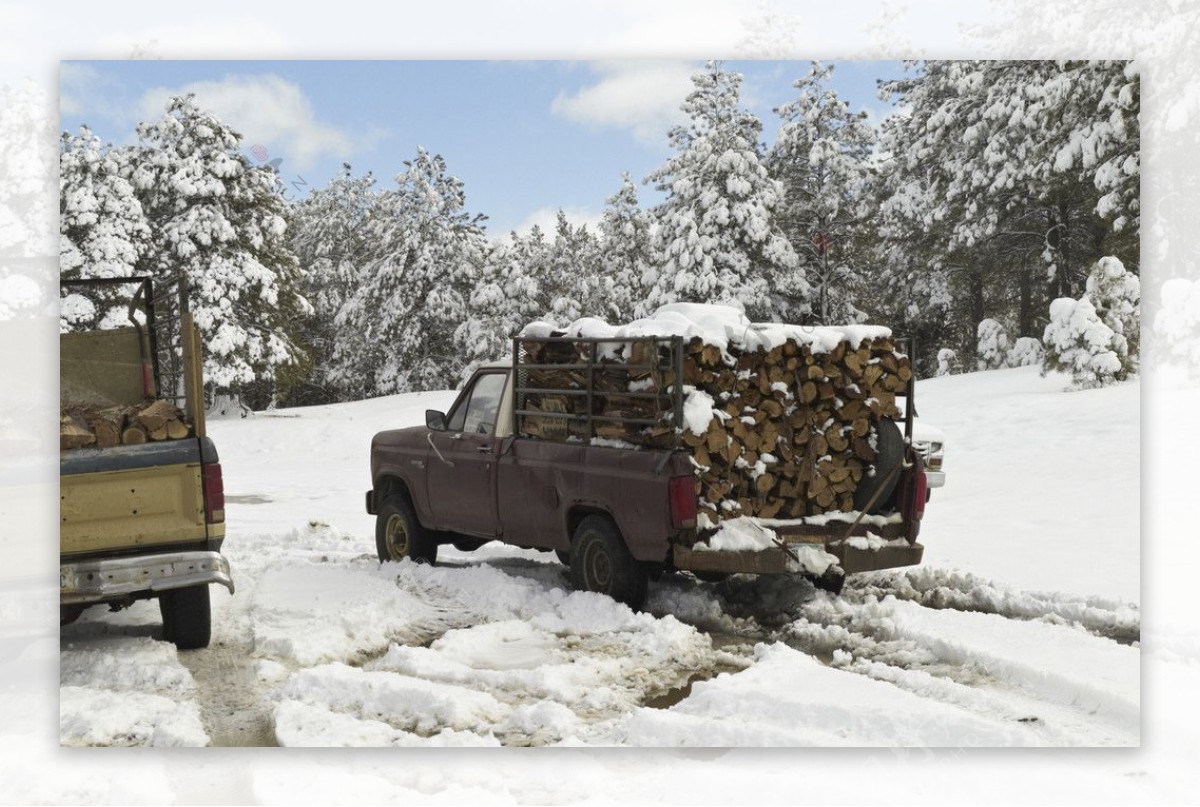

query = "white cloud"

[
  {"left": 551, "top": 61, "right": 696, "bottom": 145},
  {"left": 59, "top": 63, "right": 119, "bottom": 120},
  {"left": 137, "top": 74, "right": 367, "bottom": 171}
]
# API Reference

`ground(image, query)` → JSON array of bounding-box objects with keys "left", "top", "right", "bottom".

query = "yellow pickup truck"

[{"left": 59, "top": 277, "right": 231, "bottom": 649}]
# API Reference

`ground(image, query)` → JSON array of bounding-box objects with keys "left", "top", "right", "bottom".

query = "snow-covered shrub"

[
  {"left": 976, "top": 318, "right": 1010, "bottom": 370},
  {"left": 1152, "top": 277, "right": 1200, "bottom": 377},
  {"left": 1085, "top": 256, "right": 1140, "bottom": 362},
  {"left": 1042, "top": 297, "right": 1128, "bottom": 388},
  {"left": 936, "top": 348, "right": 959, "bottom": 376},
  {"left": 1007, "top": 336, "right": 1044, "bottom": 367}
]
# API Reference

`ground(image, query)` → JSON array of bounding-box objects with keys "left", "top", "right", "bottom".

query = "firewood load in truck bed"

[{"left": 516, "top": 303, "right": 914, "bottom": 531}]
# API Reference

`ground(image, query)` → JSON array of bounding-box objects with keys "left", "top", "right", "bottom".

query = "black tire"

[
  {"left": 555, "top": 549, "right": 571, "bottom": 565},
  {"left": 160, "top": 585, "right": 212, "bottom": 650},
  {"left": 853, "top": 418, "right": 905, "bottom": 514},
  {"left": 376, "top": 494, "right": 438, "bottom": 565},
  {"left": 569, "top": 515, "right": 647, "bottom": 609}
]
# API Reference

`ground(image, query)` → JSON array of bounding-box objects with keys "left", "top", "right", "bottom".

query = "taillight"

[
  {"left": 669, "top": 475, "right": 697, "bottom": 529},
  {"left": 202, "top": 462, "right": 225, "bottom": 524},
  {"left": 912, "top": 467, "right": 927, "bottom": 521}
]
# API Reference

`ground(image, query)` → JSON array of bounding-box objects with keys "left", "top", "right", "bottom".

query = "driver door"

[{"left": 426, "top": 371, "right": 506, "bottom": 536}]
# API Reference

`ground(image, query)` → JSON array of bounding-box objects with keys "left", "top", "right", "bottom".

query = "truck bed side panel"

[{"left": 498, "top": 440, "right": 687, "bottom": 562}]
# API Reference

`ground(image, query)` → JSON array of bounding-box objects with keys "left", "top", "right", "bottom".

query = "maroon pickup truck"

[{"left": 367, "top": 338, "right": 927, "bottom": 609}]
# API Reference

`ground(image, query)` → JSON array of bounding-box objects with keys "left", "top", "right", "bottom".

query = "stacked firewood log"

[
  {"left": 518, "top": 333, "right": 912, "bottom": 525},
  {"left": 60, "top": 399, "right": 192, "bottom": 451}
]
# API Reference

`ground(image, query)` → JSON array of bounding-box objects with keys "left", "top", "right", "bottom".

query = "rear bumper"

[
  {"left": 60, "top": 551, "right": 234, "bottom": 605},
  {"left": 674, "top": 541, "right": 924, "bottom": 576},
  {"left": 673, "top": 514, "right": 924, "bottom": 578}
]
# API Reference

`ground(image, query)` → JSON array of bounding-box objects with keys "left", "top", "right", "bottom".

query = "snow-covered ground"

[{"left": 57, "top": 365, "right": 1148, "bottom": 755}]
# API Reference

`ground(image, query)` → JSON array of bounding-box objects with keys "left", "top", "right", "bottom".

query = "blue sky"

[{"left": 60, "top": 60, "right": 904, "bottom": 237}]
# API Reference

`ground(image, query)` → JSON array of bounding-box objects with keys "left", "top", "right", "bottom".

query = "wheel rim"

[
  {"left": 583, "top": 540, "right": 612, "bottom": 591},
  {"left": 384, "top": 513, "right": 410, "bottom": 559}
]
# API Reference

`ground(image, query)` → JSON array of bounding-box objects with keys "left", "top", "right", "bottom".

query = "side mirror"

[{"left": 425, "top": 409, "right": 447, "bottom": 431}]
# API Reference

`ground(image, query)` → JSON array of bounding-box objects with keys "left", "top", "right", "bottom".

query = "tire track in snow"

[
  {"left": 844, "top": 567, "right": 1140, "bottom": 644},
  {"left": 657, "top": 571, "right": 1138, "bottom": 745}
]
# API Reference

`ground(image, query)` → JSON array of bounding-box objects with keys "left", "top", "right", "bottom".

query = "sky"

[{"left": 60, "top": 59, "right": 904, "bottom": 238}]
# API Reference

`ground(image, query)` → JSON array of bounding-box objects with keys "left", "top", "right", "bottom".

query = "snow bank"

[
  {"left": 617, "top": 642, "right": 1034, "bottom": 746},
  {"left": 270, "top": 560, "right": 723, "bottom": 746},
  {"left": 59, "top": 636, "right": 208, "bottom": 747}
]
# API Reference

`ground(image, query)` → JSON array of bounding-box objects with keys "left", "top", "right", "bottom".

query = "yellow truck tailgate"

[{"left": 60, "top": 440, "right": 215, "bottom": 557}]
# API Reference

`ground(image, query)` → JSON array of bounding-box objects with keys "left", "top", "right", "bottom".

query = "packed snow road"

[{"left": 59, "top": 368, "right": 1140, "bottom": 747}]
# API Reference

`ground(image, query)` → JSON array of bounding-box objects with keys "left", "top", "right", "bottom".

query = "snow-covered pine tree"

[
  {"left": 875, "top": 60, "right": 1138, "bottom": 371},
  {"left": 936, "top": 348, "right": 960, "bottom": 376},
  {"left": 547, "top": 210, "right": 604, "bottom": 324},
  {"left": 454, "top": 230, "right": 551, "bottom": 378},
  {"left": 645, "top": 61, "right": 800, "bottom": 321},
  {"left": 59, "top": 127, "right": 151, "bottom": 329},
  {"left": 333, "top": 148, "right": 487, "bottom": 395},
  {"left": 1008, "top": 336, "right": 1044, "bottom": 367},
  {"left": 599, "top": 173, "right": 653, "bottom": 321},
  {"left": 1084, "top": 255, "right": 1140, "bottom": 365},
  {"left": 769, "top": 62, "right": 874, "bottom": 325},
  {"left": 976, "top": 318, "right": 1010, "bottom": 370},
  {"left": 128, "top": 95, "right": 309, "bottom": 397},
  {"left": 1042, "top": 296, "right": 1129, "bottom": 388},
  {"left": 286, "top": 163, "right": 383, "bottom": 403}
]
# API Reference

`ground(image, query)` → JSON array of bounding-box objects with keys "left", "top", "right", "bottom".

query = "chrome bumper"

[
  {"left": 60, "top": 551, "right": 234, "bottom": 605},
  {"left": 926, "top": 469, "right": 945, "bottom": 488}
]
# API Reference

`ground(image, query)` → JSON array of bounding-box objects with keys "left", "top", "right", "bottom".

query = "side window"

[
  {"left": 446, "top": 396, "right": 468, "bottom": 432},
  {"left": 462, "top": 373, "right": 507, "bottom": 435}
]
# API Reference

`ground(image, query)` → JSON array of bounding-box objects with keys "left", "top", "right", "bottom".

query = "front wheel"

[
  {"left": 160, "top": 584, "right": 212, "bottom": 650},
  {"left": 569, "top": 515, "right": 648, "bottom": 609},
  {"left": 375, "top": 494, "right": 438, "bottom": 565}
]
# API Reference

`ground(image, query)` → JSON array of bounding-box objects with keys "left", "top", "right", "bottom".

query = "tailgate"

[{"left": 60, "top": 441, "right": 209, "bottom": 556}]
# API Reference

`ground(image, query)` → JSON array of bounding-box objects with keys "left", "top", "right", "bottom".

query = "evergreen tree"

[
  {"left": 769, "top": 62, "right": 875, "bottom": 324},
  {"left": 645, "top": 61, "right": 799, "bottom": 321},
  {"left": 1084, "top": 255, "right": 1140, "bottom": 362},
  {"left": 1042, "top": 295, "right": 1128, "bottom": 388},
  {"left": 128, "top": 95, "right": 309, "bottom": 396},
  {"left": 874, "top": 60, "right": 1139, "bottom": 371},
  {"left": 547, "top": 210, "right": 604, "bottom": 324},
  {"left": 59, "top": 127, "right": 151, "bottom": 329},
  {"left": 333, "top": 148, "right": 487, "bottom": 395},
  {"left": 286, "top": 163, "right": 383, "bottom": 403},
  {"left": 600, "top": 173, "right": 654, "bottom": 321},
  {"left": 976, "top": 318, "right": 1010, "bottom": 370}
]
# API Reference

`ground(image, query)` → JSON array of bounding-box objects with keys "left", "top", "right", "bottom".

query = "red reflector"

[
  {"left": 202, "top": 462, "right": 225, "bottom": 524},
  {"left": 669, "top": 475, "right": 697, "bottom": 529}
]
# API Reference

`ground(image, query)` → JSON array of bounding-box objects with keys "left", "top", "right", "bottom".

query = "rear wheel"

[
  {"left": 569, "top": 515, "right": 647, "bottom": 609},
  {"left": 160, "top": 585, "right": 212, "bottom": 650},
  {"left": 376, "top": 494, "right": 438, "bottom": 565}
]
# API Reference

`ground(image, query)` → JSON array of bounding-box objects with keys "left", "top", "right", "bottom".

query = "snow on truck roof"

[{"left": 519, "top": 303, "right": 891, "bottom": 354}]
